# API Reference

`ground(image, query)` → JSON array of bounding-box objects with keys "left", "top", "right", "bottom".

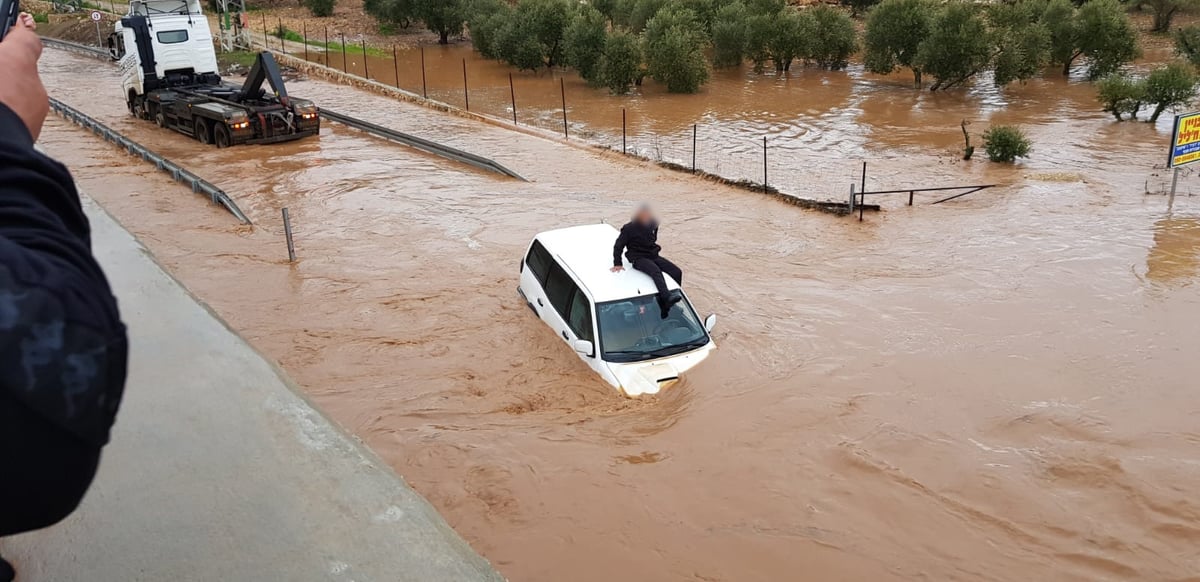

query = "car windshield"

[{"left": 597, "top": 295, "right": 709, "bottom": 363}]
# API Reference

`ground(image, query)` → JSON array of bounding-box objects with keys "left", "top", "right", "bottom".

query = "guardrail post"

[{"left": 282, "top": 208, "right": 296, "bottom": 262}]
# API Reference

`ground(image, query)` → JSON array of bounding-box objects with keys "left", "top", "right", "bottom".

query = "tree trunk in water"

[
  {"left": 913, "top": 69, "right": 922, "bottom": 88},
  {"left": 439, "top": 31, "right": 449, "bottom": 44}
]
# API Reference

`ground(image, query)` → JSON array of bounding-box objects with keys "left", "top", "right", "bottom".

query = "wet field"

[{"left": 39, "top": 46, "right": 1200, "bottom": 581}]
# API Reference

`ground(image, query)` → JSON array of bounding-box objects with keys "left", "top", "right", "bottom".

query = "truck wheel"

[
  {"left": 213, "top": 124, "right": 232, "bottom": 149},
  {"left": 195, "top": 119, "right": 211, "bottom": 145},
  {"left": 132, "top": 96, "right": 147, "bottom": 120},
  {"left": 151, "top": 104, "right": 165, "bottom": 128}
]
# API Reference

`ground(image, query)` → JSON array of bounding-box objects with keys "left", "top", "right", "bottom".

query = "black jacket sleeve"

[
  {"left": 613, "top": 224, "right": 628, "bottom": 267},
  {"left": 0, "top": 103, "right": 128, "bottom": 446}
]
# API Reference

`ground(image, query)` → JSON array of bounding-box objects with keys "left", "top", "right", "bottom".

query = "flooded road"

[{"left": 39, "top": 46, "right": 1200, "bottom": 581}]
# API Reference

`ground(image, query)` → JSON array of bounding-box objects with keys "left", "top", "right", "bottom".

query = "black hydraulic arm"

[{"left": 237, "top": 51, "right": 289, "bottom": 105}]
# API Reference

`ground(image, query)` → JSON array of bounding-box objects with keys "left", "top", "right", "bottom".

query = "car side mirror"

[
  {"left": 704, "top": 314, "right": 717, "bottom": 333},
  {"left": 572, "top": 340, "right": 594, "bottom": 356}
]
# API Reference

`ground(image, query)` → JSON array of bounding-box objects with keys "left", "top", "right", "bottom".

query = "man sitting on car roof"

[{"left": 610, "top": 204, "right": 684, "bottom": 318}]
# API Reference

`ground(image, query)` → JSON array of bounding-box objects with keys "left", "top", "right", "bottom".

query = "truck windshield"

[{"left": 597, "top": 295, "right": 708, "bottom": 363}]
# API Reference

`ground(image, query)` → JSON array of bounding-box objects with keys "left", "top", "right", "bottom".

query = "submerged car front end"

[{"left": 605, "top": 341, "right": 716, "bottom": 396}]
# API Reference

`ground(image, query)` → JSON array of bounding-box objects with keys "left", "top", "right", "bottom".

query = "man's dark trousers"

[{"left": 632, "top": 256, "right": 683, "bottom": 304}]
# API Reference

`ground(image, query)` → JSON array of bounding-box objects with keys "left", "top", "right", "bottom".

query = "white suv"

[{"left": 518, "top": 224, "right": 717, "bottom": 396}]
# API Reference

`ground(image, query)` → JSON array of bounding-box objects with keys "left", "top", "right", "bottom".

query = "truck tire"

[
  {"left": 152, "top": 105, "right": 166, "bottom": 128},
  {"left": 195, "top": 119, "right": 211, "bottom": 145},
  {"left": 213, "top": 123, "right": 232, "bottom": 149},
  {"left": 132, "top": 96, "right": 147, "bottom": 120}
]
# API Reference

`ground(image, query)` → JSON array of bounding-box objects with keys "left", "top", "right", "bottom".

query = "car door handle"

[{"left": 561, "top": 330, "right": 569, "bottom": 340}]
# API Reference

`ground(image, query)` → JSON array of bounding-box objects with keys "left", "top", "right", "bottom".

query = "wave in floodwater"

[{"left": 38, "top": 47, "right": 1200, "bottom": 582}]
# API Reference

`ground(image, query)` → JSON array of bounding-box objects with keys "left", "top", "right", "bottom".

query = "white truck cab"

[
  {"left": 112, "top": 0, "right": 219, "bottom": 104},
  {"left": 518, "top": 224, "right": 717, "bottom": 396}
]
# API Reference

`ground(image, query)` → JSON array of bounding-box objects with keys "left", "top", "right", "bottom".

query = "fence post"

[
  {"left": 908, "top": 190, "right": 914, "bottom": 206},
  {"left": 560, "top": 78, "right": 568, "bottom": 139},
  {"left": 340, "top": 33, "right": 347, "bottom": 72},
  {"left": 622, "top": 108, "right": 627, "bottom": 154},
  {"left": 692, "top": 124, "right": 697, "bottom": 173},
  {"left": 859, "top": 190, "right": 866, "bottom": 221},
  {"left": 762, "top": 136, "right": 768, "bottom": 193},
  {"left": 861, "top": 161, "right": 867, "bottom": 195},
  {"left": 261, "top": 13, "right": 267, "bottom": 48},
  {"left": 393, "top": 45, "right": 399, "bottom": 88},
  {"left": 462, "top": 58, "right": 469, "bottom": 111},
  {"left": 509, "top": 73, "right": 517, "bottom": 124},
  {"left": 282, "top": 208, "right": 296, "bottom": 262},
  {"left": 277, "top": 18, "right": 283, "bottom": 52},
  {"left": 849, "top": 184, "right": 856, "bottom": 213},
  {"left": 362, "top": 39, "right": 369, "bottom": 78},
  {"left": 420, "top": 46, "right": 427, "bottom": 99},
  {"left": 303, "top": 22, "right": 308, "bottom": 61},
  {"left": 324, "top": 26, "right": 328, "bottom": 67}
]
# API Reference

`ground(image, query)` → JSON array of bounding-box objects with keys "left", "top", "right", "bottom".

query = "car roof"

[{"left": 536, "top": 223, "right": 680, "bottom": 303}]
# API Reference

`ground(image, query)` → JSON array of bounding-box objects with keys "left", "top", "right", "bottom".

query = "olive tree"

[
  {"left": 840, "top": 0, "right": 880, "bottom": 18},
  {"left": 863, "top": 0, "right": 934, "bottom": 86},
  {"left": 982, "top": 125, "right": 1032, "bottom": 163},
  {"left": 563, "top": 5, "right": 608, "bottom": 83},
  {"left": 1142, "top": 0, "right": 1198, "bottom": 33},
  {"left": 1096, "top": 73, "right": 1145, "bottom": 120},
  {"left": 1144, "top": 62, "right": 1199, "bottom": 122},
  {"left": 466, "top": 0, "right": 510, "bottom": 59},
  {"left": 712, "top": 1, "right": 748, "bottom": 68},
  {"left": 1174, "top": 25, "right": 1200, "bottom": 67},
  {"left": 364, "top": 0, "right": 413, "bottom": 27},
  {"left": 1074, "top": 0, "right": 1139, "bottom": 79},
  {"left": 599, "top": 29, "right": 644, "bottom": 94},
  {"left": 304, "top": 0, "right": 336, "bottom": 17},
  {"left": 413, "top": 0, "right": 465, "bottom": 44},
  {"left": 988, "top": 1, "right": 1050, "bottom": 87},
  {"left": 643, "top": 5, "right": 710, "bottom": 92},
  {"left": 807, "top": 5, "right": 858, "bottom": 70},
  {"left": 916, "top": 2, "right": 992, "bottom": 91}
]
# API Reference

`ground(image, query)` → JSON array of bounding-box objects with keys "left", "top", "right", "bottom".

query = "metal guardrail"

[
  {"left": 41, "top": 37, "right": 111, "bottom": 59},
  {"left": 48, "top": 97, "right": 253, "bottom": 224},
  {"left": 319, "top": 110, "right": 526, "bottom": 181}
]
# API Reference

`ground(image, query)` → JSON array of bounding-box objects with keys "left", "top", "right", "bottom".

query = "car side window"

[
  {"left": 543, "top": 264, "right": 576, "bottom": 320},
  {"left": 566, "top": 289, "right": 594, "bottom": 342},
  {"left": 525, "top": 240, "right": 552, "bottom": 284}
]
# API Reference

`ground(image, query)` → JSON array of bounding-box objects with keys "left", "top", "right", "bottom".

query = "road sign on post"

[
  {"left": 1167, "top": 112, "right": 1200, "bottom": 199},
  {"left": 91, "top": 11, "right": 103, "bottom": 46}
]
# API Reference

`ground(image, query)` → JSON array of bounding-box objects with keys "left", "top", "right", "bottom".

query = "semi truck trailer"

[{"left": 108, "top": 0, "right": 318, "bottom": 147}]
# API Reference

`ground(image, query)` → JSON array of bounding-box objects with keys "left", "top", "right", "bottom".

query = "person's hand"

[
  {"left": 611, "top": 265, "right": 625, "bottom": 273},
  {"left": 0, "top": 14, "right": 49, "bottom": 141}
]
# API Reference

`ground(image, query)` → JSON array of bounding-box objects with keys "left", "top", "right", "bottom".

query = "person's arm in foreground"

[
  {"left": 0, "top": 17, "right": 128, "bottom": 446},
  {"left": 611, "top": 224, "right": 628, "bottom": 272}
]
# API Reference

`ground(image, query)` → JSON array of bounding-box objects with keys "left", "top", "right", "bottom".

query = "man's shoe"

[{"left": 1, "top": 557, "right": 15, "bottom": 582}]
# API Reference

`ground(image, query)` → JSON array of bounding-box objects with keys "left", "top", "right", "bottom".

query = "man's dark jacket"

[
  {"left": 0, "top": 103, "right": 127, "bottom": 446},
  {"left": 613, "top": 220, "right": 661, "bottom": 267}
]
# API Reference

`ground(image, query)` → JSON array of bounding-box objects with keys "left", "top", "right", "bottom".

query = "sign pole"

[
  {"left": 91, "top": 11, "right": 103, "bottom": 46},
  {"left": 1169, "top": 166, "right": 1180, "bottom": 202}
]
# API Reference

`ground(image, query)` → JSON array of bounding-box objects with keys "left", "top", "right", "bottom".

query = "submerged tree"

[
  {"left": 916, "top": 2, "right": 992, "bottom": 90},
  {"left": 1073, "top": 0, "right": 1139, "bottom": 80},
  {"left": 563, "top": 5, "right": 608, "bottom": 83},
  {"left": 863, "top": 0, "right": 934, "bottom": 86},
  {"left": 643, "top": 5, "right": 710, "bottom": 92},
  {"left": 1096, "top": 73, "right": 1146, "bottom": 120},
  {"left": 413, "top": 0, "right": 465, "bottom": 44},
  {"left": 808, "top": 5, "right": 858, "bottom": 70},
  {"left": 1143, "top": 62, "right": 1199, "bottom": 122},
  {"left": 711, "top": 1, "right": 749, "bottom": 68},
  {"left": 1174, "top": 25, "right": 1200, "bottom": 67},
  {"left": 599, "top": 29, "right": 644, "bottom": 94}
]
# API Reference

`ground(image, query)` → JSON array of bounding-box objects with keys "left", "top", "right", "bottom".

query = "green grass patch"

[
  {"left": 217, "top": 50, "right": 259, "bottom": 69},
  {"left": 270, "top": 25, "right": 389, "bottom": 57},
  {"left": 32, "top": 12, "right": 49, "bottom": 23}
]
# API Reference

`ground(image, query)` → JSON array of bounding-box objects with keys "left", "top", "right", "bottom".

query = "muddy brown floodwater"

[{"left": 40, "top": 46, "right": 1200, "bottom": 581}]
